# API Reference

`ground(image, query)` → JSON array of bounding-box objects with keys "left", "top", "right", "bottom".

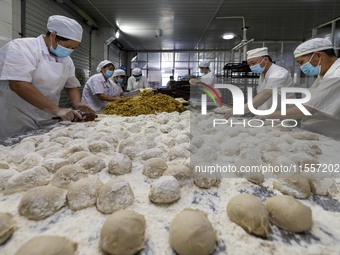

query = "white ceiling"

[{"left": 65, "top": 0, "right": 340, "bottom": 51}]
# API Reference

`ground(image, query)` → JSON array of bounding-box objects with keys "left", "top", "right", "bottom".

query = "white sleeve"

[
  {"left": 127, "top": 77, "right": 133, "bottom": 91},
  {"left": 87, "top": 76, "right": 106, "bottom": 95},
  {"left": 64, "top": 59, "right": 80, "bottom": 88}
]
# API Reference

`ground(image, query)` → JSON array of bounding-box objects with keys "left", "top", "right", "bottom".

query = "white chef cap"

[
  {"left": 132, "top": 68, "right": 142, "bottom": 76},
  {"left": 47, "top": 15, "right": 83, "bottom": 42},
  {"left": 96, "top": 60, "right": 114, "bottom": 72},
  {"left": 113, "top": 69, "right": 126, "bottom": 77},
  {"left": 247, "top": 47, "right": 269, "bottom": 60},
  {"left": 294, "top": 38, "right": 333, "bottom": 58},
  {"left": 199, "top": 61, "right": 210, "bottom": 68}
]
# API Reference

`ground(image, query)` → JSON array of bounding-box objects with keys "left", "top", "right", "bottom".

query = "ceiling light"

[
  {"left": 115, "top": 30, "right": 120, "bottom": 39},
  {"left": 222, "top": 33, "right": 235, "bottom": 40}
]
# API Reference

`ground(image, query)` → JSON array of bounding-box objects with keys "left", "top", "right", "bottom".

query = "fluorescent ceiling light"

[{"left": 222, "top": 33, "right": 235, "bottom": 40}]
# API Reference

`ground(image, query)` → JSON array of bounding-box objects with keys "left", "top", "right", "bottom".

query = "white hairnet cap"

[
  {"left": 294, "top": 38, "right": 333, "bottom": 58},
  {"left": 199, "top": 61, "right": 210, "bottom": 68},
  {"left": 113, "top": 69, "right": 126, "bottom": 77},
  {"left": 47, "top": 15, "right": 83, "bottom": 42},
  {"left": 132, "top": 68, "right": 142, "bottom": 76},
  {"left": 96, "top": 60, "right": 114, "bottom": 72},
  {"left": 247, "top": 47, "right": 268, "bottom": 60}
]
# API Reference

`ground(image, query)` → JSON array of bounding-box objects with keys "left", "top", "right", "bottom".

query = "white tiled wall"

[{"left": 0, "top": 0, "right": 21, "bottom": 48}]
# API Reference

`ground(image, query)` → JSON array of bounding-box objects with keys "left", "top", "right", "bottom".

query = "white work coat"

[
  {"left": 302, "top": 58, "right": 340, "bottom": 140},
  {"left": 0, "top": 35, "right": 80, "bottom": 139},
  {"left": 127, "top": 76, "right": 149, "bottom": 91},
  {"left": 200, "top": 71, "right": 216, "bottom": 87},
  {"left": 257, "top": 63, "right": 293, "bottom": 110},
  {"left": 81, "top": 73, "right": 122, "bottom": 112}
]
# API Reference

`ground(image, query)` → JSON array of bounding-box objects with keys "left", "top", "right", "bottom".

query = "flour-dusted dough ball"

[
  {"left": 97, "top": 179, "right": 134, "bottom": 214},
  {"left": 310, "top": 178, "right": 337, "bottom": 196},
  {"left": 67, "top": 178, "right": 103, "bottom": 211},
  {"left": 169, "top": 208, "right": 217, "bottom": 255},
  {"left": 193, "top": 168, "right": 220, "bottom": 189},
  {"left": 108, "top": 154, "right": 132, "bottom": 175},
  {"left": 163, "top": 165, "right": 193, "bottom": 187},
  {"left": 18, "top": 186, "right": 67, "bottom": 220},
  {"left": 289, "top": 152, "right": 319, "bottom": 168},
  {"left": 264, "top": 195, "right": 312, "bottom": 233},
  {"left": 76, "top": 155, "right": 106, "bottom": 174},
  {"left": 42, "top": 158, "right": 68, "bottom": 173},
  {"left": 0, "top": 161, "right": 10, "bottom": 169},
  {"left": 4, "top": 166, "right": 52, "bottom": 194},
  {"left": 291, "top": 131, "right": 319, "bottom": 140},
  {"left": 0, "top": 213, "right": 16, "bottom": 245},
  {"left": 14, "top": 236, "right": 77, "bottom": 255},
  {"left": 50, "top": 164, "right": 88, "bottom": 189},
  {"left": 17, "top": 152, "right": 44, "bottom": 171},
  {"left": 0, "top": 169, "right": 18, "bottom": 191},
  {"left": 67, "top": 151, "right": 91, "bottom": 164},
  {"left": 273, "top": 174, "right": 311, "bottom": 199},
  {"left": 168, "top": 144, "right": 190, "bottom": 161},
  {"left": 117, "top": 139, "right": 136, "bottom": 153},
  {"left": 143, "top": 158, "right": 168, "bottom": 179},
  {"left": 100, "top": 210, "right": 146, "bottom": 255},
  {"left": 227, "top": 193, "right": 269, "bottom": 238},
  {"left": 243, "top": 172, "right": 265, "bottom": 185},
  {"left": 139, "top": 148, "right": 165, "bottom": 160},
  {"left": 88, "top": 140, "right": 111, "bottom": 153},
  {"left": 149, "top": 176, "right": 180, "bottom": 204}
]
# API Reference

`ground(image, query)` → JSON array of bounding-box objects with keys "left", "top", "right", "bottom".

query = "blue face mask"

[
  {"left": 117, "top": 78, "right": 124, "bottom": 84},
  {"left": 250, "top": 58, "right": 265, "bottom": 74},
  {"left": 50, "top": 43, "right": 74, "bottom": 58},
  {"left": 104, "top": 70, "right": 113, "bottom": 78},
  {"left": 300, "top": 53, "right": 321, "bottom": 76}
]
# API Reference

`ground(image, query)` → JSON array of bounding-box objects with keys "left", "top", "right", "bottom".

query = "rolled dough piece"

[
  {"left": 163, "top": 165, "right": 193, "bottom": 187},
  {"left": 50, "top": 164, "right": 88, "bottom": 189},
  {"left": 4, "top": 166, "right": 52, "bottom": 194},
  {"left": 66, "top": 151, "right": 91, "bottom": 164},
  {"left": 67, "top": 178, "right": 103, "bottom": 211},
  {"left": 100, "top": 210, "right": 145, "bottom": 255},
  {"left": 97, "top": 179, "right": 134, "bottom": 214},
  {"left": 143, "top": 158, "right": 168, "bottom": 179},
  {"left": 169, "top": 208, "right": 217, "bottom": 255},
  {"left": 273, "top": 174, "right": 311, "bottom": 199},
  {"left": 18, "top": 185, "right": 67, "bottom": 220},
  {"left": 149, "top": 176, "right": 180, "bottom": 204},
  {"left": 88, "top": 141, "right": 110, "bottom": 153},
  {"left": 108, "top": 154, "right": 132, "bottom": 175},
  {"left": 0, "top": 169, "right": 18, "bottom": 191},
  {"left": 76, "top": 155, "right": 106, "bottom": 174},
  {"left": 43, "top": 158, "right": 68, "bottom": 173},
  {"left": 0, "top": 212, "right": 16, "bottom": 245},
  {"left": 264, "top": 195, "right": 312, "bottom": 233},
  {"left": 14, "top": 236, "right": 77, "bottom": 255},
  {"left": 0, "top": 161, "right": 10, "bottom": 169},
  {"left": 227, "top": 193, "right": 269, "bottom": 238}
]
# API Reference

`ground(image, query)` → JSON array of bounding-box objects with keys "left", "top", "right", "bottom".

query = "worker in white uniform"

[
  {"left": 266, "top": 38, "right": 340, "bottom": 140},
  {"left": 0, "top": 15, "right": 94, "bottom": 139},
  {"left": 224, "top": 47, "right": 293, "bottom": 118},
  {"left": 189, "top": 61, "right": 216, "bottom": 86},
  {"left": 81, "top": 60, "right": 123, "bottom": 112},
  {"left": 111, "top": 69, "right": 126, "bottom": 94},
  {"left": 127, "top": 68, "right": 149, "bottom": 91}
]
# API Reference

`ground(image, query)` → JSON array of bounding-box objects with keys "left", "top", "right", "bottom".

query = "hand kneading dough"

[
  {"left": 100, "top": 210, "right": 146, "bottom": 255},
  {"left": 19, "top": 186, "right": 67, "bottom": 220},
  {"left": 227, "top": 193, "right": 269, "bottom": 238},
  {"left": 15, "top": 236, "right": 77, "bottom": 255},
  {"left": 50, "top": 164, "right": 88, "bottom": 189},
  {"left": 143, "top": 158, "right": 168, "bottom": 178},
  {"left": 67, "top": 178, "right": 103, "bottom": 211},
  {"left": 169, "top": 208, "right": 217, "bottom": 255},
  {"left": 0, "top": 213, "right": 16, "bottom": 245},
  {"left": 264, "top": 195, "right": 313, "bottom": 233},
  {"left": 97, "top": 179, "right": 134, "bottom": 214},
  {"left": 108, "top": 153, "right": 132, "bottom": 175},
  {"left": 149, "top": 176, "right": 180, "bottom": 204}
]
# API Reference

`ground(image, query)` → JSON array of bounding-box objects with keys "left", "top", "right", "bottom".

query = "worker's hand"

[
  {"left": 55, "top": 108, "right": 83, "bottom": 122},
  {"left": 189, "top": 78, "right": 199, "bottom": 85},
  {"left": 224, "top": 109, "right": 234, "bottom": 119},
  {"left": 73, "top": 103, "right": 96, "bottom": 114}
]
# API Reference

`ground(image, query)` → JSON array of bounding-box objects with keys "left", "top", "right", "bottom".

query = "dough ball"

[
  {"left": 193, "top": 173, "right": 220, "bottom": 189},
  {"left": 169, "top": 208, "right": 217, "bottom": 255},
  {"left": 4, "top": 166, "right": 51, "bottom": 194},
  {"left": 273, "top": 174, "right": 311, "bottom": 199},
  {"left": 67, "top": 178, "right": 103, "bottom": 211},
  {"left": 310, "top": 178, "right": 337, "bottom": 196},
  {"left": 168, "top": 145, "right": 190, "bottom": 161},
  {"left": 100, "top": 210, "right": 146, "bottom": 255},
  {"left": 50, "top": 164, "right": 88, "bottom": 189},
  {"left": 42, "top": 158, "right": 68, "bottom": 173},
  {"left": 291, "top": 131, "right": 319, "bottom": 140},
  {"left": 163, "top": 165, "right": 193, "bottom": 187},
  {"left": 97, "top": 179, "right": 134, "bottom": 214},
  {"left": 213, "top": 105, "right": 231, "bottom": 115},
  {"left": 264, "top": 195, "right": 313, "bottom": 233},
  {"left": 117, "top": 139, "right": 136, "bottom": 153},
  {"left": 0, "top": 169, "right": 18, "bottom": 191},
  {"left": 239, "top": 148, "right": 262, "bottom": 162},
  {"left": 66, "top": 151, "right": 91, "bottom": 164},
  {"left": 0, "top": 212, "right": 16, "bottom": 245},
  {"left": 88, "top": 141, "right": 111, "bottom": 153},
  {"left": 14, "top": 236, "right": 77, "bottom": 255},
  {"left": 289, "top": 152, "right": 319, "bottom": 167},
  {"left": 143, "top": 158, "right": 168, "bottom": 179},
  {"left": 18, "top": 185, "right": 67, "bottom": 220},
  {"left": 0, "top": 161, "right": 10, "bottom": 169},
  {"left": 17, "top": 153, "right": 44, "bottom": 171},
  {"left": 244, "top": 172, "right": 265, "bottom": 185},
  {"left": 139, "top": 148, "right": 165, "bottom": 161},
  {"left": 108, "top": 154, "right": 132, "bottom": 175},
  {"left": 227, "top": 193, "right": 269, "bottom": 238},
  {"left": 149, "top": 176, "right": 180, "bottom": 204},
  {"left": 76, "top": 155, "right": 106, "bottom": 174}
]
